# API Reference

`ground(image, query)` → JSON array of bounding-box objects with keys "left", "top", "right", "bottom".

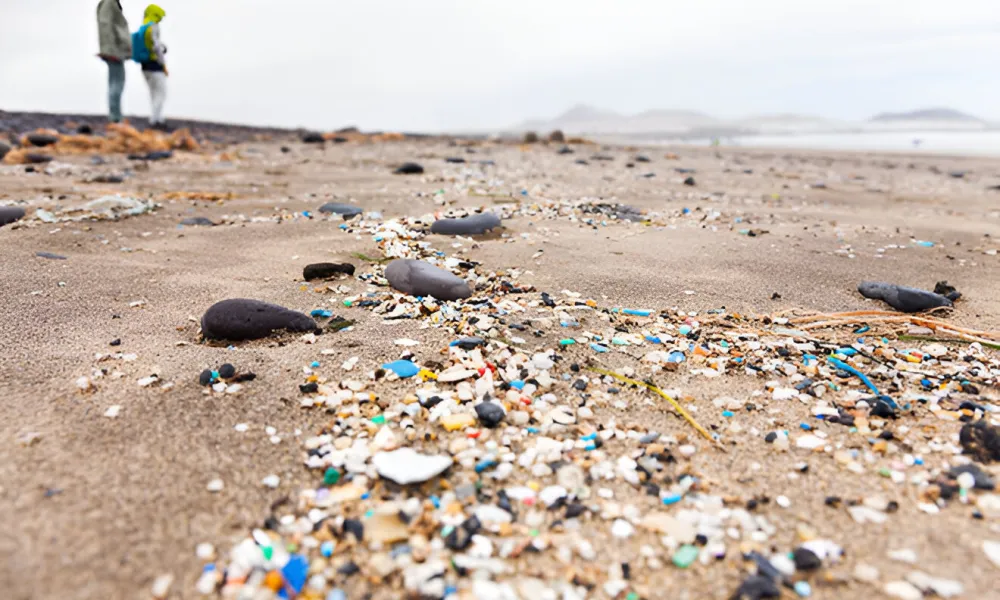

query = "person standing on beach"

[
  {"left": 133, "top": 4, "right": 170, "bottom": 130},
  {"left": 96, "top": 0, "right": 131, "bottom": 123}
]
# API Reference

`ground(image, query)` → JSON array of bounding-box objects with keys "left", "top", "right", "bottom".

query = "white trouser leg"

[{"left": 143, "top": 71, "right": 167, "bottom": 124}]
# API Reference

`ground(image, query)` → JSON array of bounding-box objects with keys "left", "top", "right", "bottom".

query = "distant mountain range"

[{"left": 513, "top": 105, "right": 994, "bottom": 139}]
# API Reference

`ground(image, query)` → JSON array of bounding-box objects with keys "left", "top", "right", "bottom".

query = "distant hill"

[
  {"left": 512, "top": 104, "right": 994, "bottom": 138},
  {"left": 870, "top": 108, "right": 984, "bottom": 123}
]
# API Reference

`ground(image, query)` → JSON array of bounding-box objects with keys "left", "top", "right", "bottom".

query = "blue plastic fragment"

[
  {"left": 382, "top": 360, "right": 420, "bottom": 378},
  {"left": 794, "top": 580, "right": 812, "bottom": 597},
  {"left": 581, "top": 432, "right": 597, "bottom": 441},
  {"left": 854, "top": 325, "right": 870, "bottom": 334},
  {"left": 667, "top": 351, "right": 686, "bottom": 363},
  {"left": 311, "top": 361, "right": 320, "bottom": 368},
  {"left": 320, "top": 541, "right": 335, "bottom": 557},
  {"left": 526, "top": 427, "right": 539, "bottom": 434},
  {"left": 620, "top": 308, "right": 652, "bottom": 317},
  {"left": 278, "top": 554, "right": 309, "bottom": 598},
  {"left": 584, "top": 442, "right": 597, "bottom": 451},
  {"left": 475, "top": 459, "right": 498, "bottom": 473},
  {"left": 915, "top": 240, "right": 935, "bottom": 247},
  {"left": 662, "top": 494, "right": 682, "bottom": 505},
  {"left": 722, "top": 410, "right": 734, "bottom": 418},
  {"left": 510, "top": 380, "right": 525, "bottom": 390},
  {"left": 836, "top": 347, "right": 857, "bottom": 356},
  {"left": 800, "top": 423, "right": 811, "bottom": 430},
  {"left": 645, "top": 335, "right": 662, "bottom": 344},
  {"left": 310, "top": 309, "right": 333, "bottom": 318},
  {"left": 827, "top": 356, "right": 881, "bottom": 396},
  {"left": 590, "top": 343, "right": 609, "bottom": 353},
  {"left": 326, "top": 589, "right": 347, "bottom": 600},
  {"left": 430, "top": 495, "right": 441, "bottom": 509}
]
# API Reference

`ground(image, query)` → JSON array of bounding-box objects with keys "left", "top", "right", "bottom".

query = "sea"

[{"left": 660, "top": 131, "right": 1000, "bottom": 157}]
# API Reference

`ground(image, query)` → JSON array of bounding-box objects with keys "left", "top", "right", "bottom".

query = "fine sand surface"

[{"left": 2, "top": 139, "right": 1000, "bottom": 600}]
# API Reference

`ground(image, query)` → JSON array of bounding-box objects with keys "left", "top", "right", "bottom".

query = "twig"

[{"left": 588, "top": 367, "right": 726, "bottom": 452}]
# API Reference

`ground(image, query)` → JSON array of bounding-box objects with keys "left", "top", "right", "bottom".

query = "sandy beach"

[{"left": 2, "top": 130, "right": 1000, "bottom": 600}]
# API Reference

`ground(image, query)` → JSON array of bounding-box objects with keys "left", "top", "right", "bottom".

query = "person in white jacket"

[
  {"left": 134, "top": 4, "right": 170, "bottom": 130},
  {"left": 96, "top": 0, "right": 131, "bottom": 123}
]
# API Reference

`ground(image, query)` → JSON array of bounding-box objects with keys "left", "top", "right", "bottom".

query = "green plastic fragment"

[
  {"left": 672, "top": 544, "right": 699, "bottom": 568},
  {"left": 323, "top": 467, "right": 341, "bottom": 486},
  {"left": 371, "top": 414, "right": 386, "bottom": 425}
]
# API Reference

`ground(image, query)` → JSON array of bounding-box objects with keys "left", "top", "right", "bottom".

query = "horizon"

[{"left": 2, "top": 0, "right": 998, "bottom": 132}]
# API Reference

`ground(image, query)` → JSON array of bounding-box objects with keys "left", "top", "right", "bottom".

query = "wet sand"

[{"left": 2, "top": 138, "right": 1000, "bottom": 599}]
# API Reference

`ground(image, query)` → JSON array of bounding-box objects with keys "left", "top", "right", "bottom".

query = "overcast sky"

[{"left": 1, "top": 0, "right": 997, "bottom": 131}]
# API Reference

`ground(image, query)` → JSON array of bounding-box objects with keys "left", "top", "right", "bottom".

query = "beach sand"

[{"left": 2, "top": 138, "right": 1000, "bottom": 599}]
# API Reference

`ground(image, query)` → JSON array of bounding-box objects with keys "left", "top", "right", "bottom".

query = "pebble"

[
  {"left": 303, "top": 262, "right": 355, "bottom": 280},
  {"left": 179, "top": 217, "right": 215, "bottom": 226},
  {"left": 261, "top": 474, "right": 280, "bottom": 488},
  {"left": 206, "top": 478, "right": 224, "bottom": 492},
  {"left": 430, "top": 212, "right": 503, "bottom": 236},
  {"left": 858, "top": 281, "right": 953, "bottom": 313},
  {"left": 318, "top": 203, "right": 363, "bottom": 218},
  {"left": 475, "top": 401, "right": 506, "bottom": 428},
  {"left": 200, "top": 299, "right": 316, "bottom": 341},
  {"left": 393, "top": 162, "right": 424, "bottom": 175},
  {"left": 384, "top": 259, "right": 472, "bottom": 301},
  {"left": 884, "top": 580, "right": 922, "bottom": 600},
  {"left": 0, "top": 206, "right": 25, "bottom": 227}
]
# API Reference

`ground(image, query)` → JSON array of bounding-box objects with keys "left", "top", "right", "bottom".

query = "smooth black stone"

[
  {"left": 475, "top": 402, "right": 505, "bottom": 428},
  {"left": 0, "top": 142, "right": 10, "bottom": 160},
  {"left": 0, "top": 206, "right": 26, "bottom": 227},
  {"left": 384, "top": 259, "right": 472, "bottom": 301},
  {"left": 218, "top": 363, "right": 236, "bottom": 379},
  {"left": 201, "top": 298, "right": 317, "bottom": 341},
  {"left": 343, "top": 519, "right": 364, "bottom": 541},
  {"left": 91, "top": 174, "right": 125, "bottom": 183},
  {"left": 301, "top": 132, "right": 325, "bottom": 143},
  {"left": 303, "top": 262, "right": 355, "bottom": 280},
  {"left": 26, "top": 133, "right": 59, "bottom": 147},
  {"left": 180, "top": 217, "right": 215, "bottom": 226},
  {"left": 393, "top": 162, "right": 424, "bottom": 175},
  {"left": 683, "top": 176, "right": 696, "bottom": 186},
  {"left": 557, "top": 146, "right": 574, "bottom": 155},
  {"left": 25, "top": 153, "right": 53, "bottom": 164},
  {"left": 948, "top": 463, "right": 996, "bottom": 490},
  {"left": 199, "top": 370, "right": 213, "bottom": 386},
  {"left": 76, "top": 124, "right": 93, "bottom": 135},
  {"left": 858, "top": 281, "right": 953, "bottom": 313},
  {"left": 429, "top": 212, "right": 502, "bottom": 236},
  {"left": 792, "top": 547, "right": 822, "bottom": 571},
  {"left": 574, "top": 159, "right": 589, "bottom": 165},
  {"left": 318, "top": 202, "right": 363, "bottom": 218},
  {"left": 444, "top": 157, "right": 466, "bottom": 163},
  {"left": 634, "top": 155, "right": 651, "bottom": 162},
  {"left": 730, "top": 575, "right": 781, "bottom": 600},
  {"left": 454, "top": 336, "right": 484, "bottom": 350},
  {"left": 300, "top": 382, "right": 319, "bottom": 394},
  {"left": 146, "top": 150, "right": 173, "bottom": 161},
  {"left": 960, "top": 420, "right": 1000, "bottom": 463}
]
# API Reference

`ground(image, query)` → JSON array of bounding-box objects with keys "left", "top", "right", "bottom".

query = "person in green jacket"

[{"left": 96, "top": 0, "right": 131, "bottom": 123}]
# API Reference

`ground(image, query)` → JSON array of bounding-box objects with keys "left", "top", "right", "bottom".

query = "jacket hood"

[{"left": 143, "top": 4, "right": 165, "bottom": 24}]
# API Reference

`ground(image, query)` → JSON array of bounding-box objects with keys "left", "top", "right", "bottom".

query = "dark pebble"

[
  {"left": 384, "top": 259, "right": 472, "bottom": 301},
  {"left": 200, "top": 298, "right": 317, "bottom": 341},
  {"left": 0, "top": 141, "right": 10, "bottom": 160},
  {"left": 25, "top": 153, "right": 53, "bottom": 164},
  {"left": 146, "top": 150, "right": 173, "bottom": 161},
  {"left": 26, "top": 133, "right": 59, "bottom": 147},
  {"left": 792, "top": 547, "right": 822, "bottom": 571},
  {"left": 949, "top": 463, "right": 996, "bottom": 489},
  {"left": 301, "top": 132, "right": 325, "bottom": 143},
  {"left": 683, "top": 176, "right": 696, "bottom": 186},
  {"left": 444, "top": 157, "right": 466, "bottom": 164},
  {"left": 393, "top": 162, "right": 424, "bottom": 175},
  {"left": 35, "top": 252, "right": 67, "bottom": 260},
  {"left": 858, "top": 281, "right": 952, "bottom": 313},
  {"left": 76, "top": 124, "right": 93, "bottom": 135},
  {"left": 342, "top": 519, "right": 364, "bottom": 541},
  {"left": 303, "top": 262, "right": 356, "bottom": 280},
  {"left": 454, "top": 336, "right": 485, "bottom": 350},
  {"left": 317, "top": 203, "right": 363, "bottom": 218},
  {"left": 572, "top": 379, "right": 587, "bottom": 391},
  {"left": 91, "top": 174, "right": 125, "bottom": 184},
  {"left": 337, "top": 562, "right": 360, "bottom": 576},
  {"left": 110, "top": 338, "right": 121, "bottom": 346},
  {"left": 870, "top": 398, "right": 898, "bottom": 419},
  {"left": 764, "top": 431, "right": 778, "bottom": 443},
  {"left": 634, "top": 155, "right": 651, "bottom": 162},
  {"left": 180, "top": 217, "right": 215, "bottom": 226},
  {"left": 429, "top": 212, "right": 503, "bottom": 236},
  {"left": 199, "top": 370, "right": 213, "bottom": 386},
  {"left": 475, "top": 401, "right": 506, "bottom": 428},
  {"left": 574, "top": 159, "right": 588, "bottom": 165},
  {"left": 557, "top": 146, "right": 574, "bottom": 155},
  {"left": 0, "top": 206, "right": 26, "bottom": 227},
  {"left": 591, "top": 154, "right": 613, "bottom": 161},
  {"left": 731, "top": 575, "right": 781, "bottom": 600},
  {"left": 564, "top": 503, "right": 586, "bottom": 518},
  {"left": 218, "top": 363, "right": 236, "bottom": 379},
  {"left": 299, "top": 382, "right": 319, "bottom": 394}
]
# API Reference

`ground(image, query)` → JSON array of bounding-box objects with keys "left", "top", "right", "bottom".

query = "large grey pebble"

[
  {"left": 26, "top": 133, "right": 59, "bottom": 147},
  {"left": 384, "top": 259, "right": 472, "bottom": 301},
  {"left": 858, "top": 281, "right": 953, "bottom": 313},
  {"left": 318, "top": 202, "right": 363, "bottom": 218},
  {"left": 201, "top": 298, "right": 317, "bottom": 341},
  {"left": 180, "top": 217, "right": 215, "bottom": 226},
  {"left": 0, "top": 206, "right": 25, "bottom": 227},
  {"left": 430, "top": 212, "right": 502, "bottom": 236}
]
